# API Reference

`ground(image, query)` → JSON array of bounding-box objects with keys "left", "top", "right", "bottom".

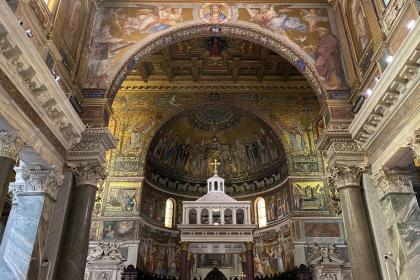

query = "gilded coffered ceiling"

[{"left": 124, "top": 37, "right": 305, "bottom": 84}]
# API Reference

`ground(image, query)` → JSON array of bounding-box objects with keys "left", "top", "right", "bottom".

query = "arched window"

[
  {"left": 164, "top": 199, "right": 175, "bottom": 228},
  {"left": 256, "top": 198, "right": 267, "bottom": 227}
]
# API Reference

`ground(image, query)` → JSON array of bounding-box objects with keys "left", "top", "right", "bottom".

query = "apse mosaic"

[
  {"left": 107, "top": 89, "right": 325, "bottom": 199},
  {"left": 83, "top": 2, "right": 347, "bottom": 91},
  {"left": 147, "top": 105, "right": 287, "bottom": 187}
]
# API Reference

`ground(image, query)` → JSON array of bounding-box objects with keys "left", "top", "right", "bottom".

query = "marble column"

[
  {"left": 372, "top": 169, "right": 420, "bottom": 280},
  {"left": 0, "top": 166, "right": 63, "bottom": 280},
  {"left": 245, "top": 242, "right": 254, "bottom": 280},
  {"left": 56, "top": 165, "right": 107, "bottom": 280},
  {"left": 179, "top": 241, "right": 189, "bottom": 280},
  {"left": 330, "top": 165, "right": 380, "bottom": 280},
  {"left": 0, "top": 131, "right": 23, "bottom": 214}
]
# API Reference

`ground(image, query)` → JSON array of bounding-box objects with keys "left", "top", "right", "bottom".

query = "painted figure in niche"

[
  {"left": 314, "top": 28, "right": 347, "bottom": 90},
  {"left": 62, "top": 0, "right": 82, "bottom": 52},
  {"left": 200, "top": 4, "right": 230, "bottom": 24},
  {"left": 350, "top": 1, "right": 370, "bottom": 51},
  {"left": 246, "top": 5, "right": 307, "bottom": 33}
]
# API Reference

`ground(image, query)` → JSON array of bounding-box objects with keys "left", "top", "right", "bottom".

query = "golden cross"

[{"left": 211, "top": 159, "right": 220, "bottom": 174}]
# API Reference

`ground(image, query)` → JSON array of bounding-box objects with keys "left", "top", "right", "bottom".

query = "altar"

[{"left": 178, "top": 160, "right": 256, "bottom": 280}]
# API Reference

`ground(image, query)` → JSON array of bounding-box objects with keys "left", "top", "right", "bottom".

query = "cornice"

[
  {"left": 349, "top": 20, "right": 420, "bottom": 150},
  {"left": 118, "top": 80, "right": 314, "bottom": 93},
  {"left": 0, "top": 2, "right": 85, "bottom": 150}
]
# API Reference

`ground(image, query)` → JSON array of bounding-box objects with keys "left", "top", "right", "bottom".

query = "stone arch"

[{"left": 105, "top": 21, "right": 328, "bottom": 105}]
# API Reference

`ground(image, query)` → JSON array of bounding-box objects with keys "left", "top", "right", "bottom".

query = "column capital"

[
  {"left": 21, "top": 166, "right": 64, "bottom": 198},
  {"left": 0, "top": 130, "right": 23, "bottom": 160},
  {"left": 328, "top": 164, "right": 366, "bottom": 191},
  {"left": 71, "top": 164, "right": 107, "bottom": 187},
  {"left": 409, "top": 130, "right": 420, "bottom": 167},
  {"left": 371, "top": 169, "right": 414, "bottom": 200}
]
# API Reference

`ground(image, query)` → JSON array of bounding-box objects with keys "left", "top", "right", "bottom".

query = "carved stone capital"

[
  {"left": 328, "top": 164, "right": 365, "bottom": 191},
  {"left": 409, "top": 131, "right": 420, "bottom": 167},
  {"left": 21, "top": 166, "right": 64, "bottom": 198},
  {"left": 371, "top": 169, "right": 414, "bottom": 200},
  {"left": 72, "top": 165, "right": 107, "bottom": 187},
  {"left": 9, "top": 183, "right": 24, "bottom": 204},
  {"left": 0, "top": 130, "right": 23, "bottom": 160}
]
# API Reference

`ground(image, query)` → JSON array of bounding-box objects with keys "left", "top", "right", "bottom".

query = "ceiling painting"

[{"left": 83, "top": 2, "right": 347, "bottom": 91}]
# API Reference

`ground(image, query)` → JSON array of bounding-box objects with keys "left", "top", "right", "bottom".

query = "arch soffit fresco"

[{"left": 105, "top": 21, "right": 329, "bottom": 105}]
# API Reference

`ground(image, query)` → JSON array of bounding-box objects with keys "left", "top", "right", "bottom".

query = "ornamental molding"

[
  {"left": 371, "top": 169, "right": 414, "bottom": 200},
  {"left": 328, "top": 164, "right": 365, "bottom": 191},
  {"left": 119, "top": 80, "right": 313, "bottom": 93},
  {"left": 72, "top": 164, "right": 107, "bottom": 187},
  {"left": 349, "top": 22, "right": 420, "bottom": 150},
  {"left": 0, "top": 130, "right": 23, "bottom": 160},
  {"left": 21, "top": 166, "right": 64, "bottom": 198},
  {"left": 0, "top": 2, "right": 84, "bottom": 149},
  {"left": 107, "top": 22, "right": 327, "bottom": 105}
]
